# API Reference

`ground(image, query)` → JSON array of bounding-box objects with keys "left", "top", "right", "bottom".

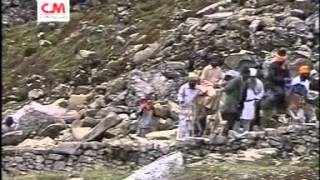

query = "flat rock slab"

[
  {"left": 17, "top": 137, "right": 56, "bottom": 148},
  {"left": 39, "top": 123, "right": 66, "bottom": 138},
  {"left": 124, "top": 152, "right": 184, "bottom": 180},
  {"left": 146, "top": 129, "right": 177, "bottom": 140},
  {"left": 2, "top": 131, "right": 27, "bottom": 146},
  {"left": 50, "top": 142, "right": 82, "bottom": 155},
  {"left": 204, "top": 12, "right": 233, "bottom": 21},
  {"left": 81, "top": 112, "right": 122, "bottom": 141},
  {"left": 196, "top": 0, "right": 231, "bottom": 15}
]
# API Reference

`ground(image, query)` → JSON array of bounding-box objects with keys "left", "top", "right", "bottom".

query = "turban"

[
  {"left": 249, "top": 68, "right": 258, "bottom": 77},
  {"left": 188, "top": 72, "right": 199, "bottom": 81}
]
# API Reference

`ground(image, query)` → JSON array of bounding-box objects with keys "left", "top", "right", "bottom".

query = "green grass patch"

[{"left": 9, "top": 169, "right": 130, "bottom": 180}]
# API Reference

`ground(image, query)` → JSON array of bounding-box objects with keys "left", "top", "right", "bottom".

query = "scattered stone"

[
  {"left": 79, "top": 50, "right": 96, "bottom": 58},
  {"left": 39, "top": 40, "right": 52, "bottom": 46},
  {"left": 18, "top": 137, "right": 56, "bottom": 148},
  {"left": 204, "top": 12, "right": 233, "bottom": 21},
  {"left": 2, "top": 131, "right": 27, "bottom": 146},
  {"left": 196, "top": 0, "right": 231, "bottom": 16},
  {"left": 124, "top": 152, "right": 184, "bottom": 180},
  {"left": 28, "top": 89, "right": 44, "bottom": 100},
  {"left": 68, "top": 94, "right": 92, "bottom": 110},
  {"left": 146, "top": 129, "right": 176, "bottom": 140},
  {"left": 133, "top": 43, "right": 160, "bottom": 65},
  {"left": 39, "top": 123, "right": 66, "bottom": 138}
]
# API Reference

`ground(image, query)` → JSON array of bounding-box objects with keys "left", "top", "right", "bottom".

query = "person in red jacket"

[{"left": 136, "top": 95, "right": 155, "bottom": 137}]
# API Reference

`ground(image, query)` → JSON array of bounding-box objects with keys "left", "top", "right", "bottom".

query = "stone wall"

[{"left": 2, "top": 124, "right": 319, "bottom": 175}]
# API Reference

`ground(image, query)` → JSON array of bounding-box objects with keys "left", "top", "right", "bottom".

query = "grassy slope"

[{"left": 2, "top": 0, "right": 219, "bottom": 107}]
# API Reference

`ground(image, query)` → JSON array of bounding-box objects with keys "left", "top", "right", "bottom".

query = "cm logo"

[{"left": 41, "top": 2, "right": 65, "bottom": 13}]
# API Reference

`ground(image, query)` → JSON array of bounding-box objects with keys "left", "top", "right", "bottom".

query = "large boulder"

[
  {"left": 168, "top": 101, "right": 179, "bottom": 121},
  {"left": 2, "top": 131, "right": 26, "bottom": 146},
  {"left": 72, "top": 127, "right": 92, "bottom": 140},
  {"left": 159, "top": 62, "right": 187, "bottom": 79},
  {"left": 305, "top": 13, "right": 319, "bottom": 34},
  {"left": 224, "top": 50, "right": 259, "bottom": 70},
  {"left": 38, "top": 123, "right": 66, "bottom": 138},
  {"left": 126, "top": 71, "right": 180, "bottom": 106},
  {"left": 156, "top": 118, "right": 175, "bottom": 131},
  {"left": 81, "top": 112, "right": 122, "bottom": 141},
  {"left": 133, "top": 43, "right": 160, "bottom": 65},
  {"left": 8, "top": 102, "right": 66, "bottom": 136},
  {"left": 124, "top": 152, "right": 185, "bottom": 180},
  {"left": 68, "top": 94, "right": 93, "bottom": 110},
  {"left": 51, "top": 84, "right": 71, "bottom": 99},
  {"left": 154, "top": 103, "right": 170, "bottom": 119},
  {"left": 280, "top": 16, "right": 309, "bottom": 32}
]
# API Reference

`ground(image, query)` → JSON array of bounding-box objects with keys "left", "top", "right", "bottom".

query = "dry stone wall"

[{"left": 2, "top": 124, "right": 319, "bottom": 175}]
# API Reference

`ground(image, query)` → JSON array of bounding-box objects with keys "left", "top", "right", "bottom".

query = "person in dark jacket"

[
  {"left": 262, "top": 49, "right": 290, "bottom": 110},
  {"left": 221, "top": 67, "right": 250, "bottom": 136},
  {"left": 260, "top": 49, "right": 290, "bottom": 128}
]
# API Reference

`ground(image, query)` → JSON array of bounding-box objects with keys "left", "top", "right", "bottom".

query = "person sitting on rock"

[
  {"left": 136, "top": 95, "right": 155, "bottom": 137},
  {"left": 233, "top": 68, "right": 264, "bottom": 133},
  {"left": 176, "top": 72, "right": 200, "bottom": 140},
  {"left": 2, "top": 117, "right": 16, "bottom": 134}
]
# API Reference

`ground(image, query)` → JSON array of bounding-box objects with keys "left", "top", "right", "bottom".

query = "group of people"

[
  {"left": 3, "top": 49, "right": 317, "bottom": 141},
  {"left": 135, "top": 48, "right": 318, "bottom": 139},
  {"left": 174, "top": 48, "right": 318, "bottom": 140}
]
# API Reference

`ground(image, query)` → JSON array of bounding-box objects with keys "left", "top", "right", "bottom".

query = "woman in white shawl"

[{"left": 233, "top": 68, "right": 264, "bottom": 133}]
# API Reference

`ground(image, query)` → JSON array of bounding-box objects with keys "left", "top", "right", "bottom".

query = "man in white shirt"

[
  {"left": 176, "top": 72, "right": 200, "bottom": 140},
  {"left": 291, "top": 65, "right": 311, "bottom": 92},
  {"left": 233, "top": 68, "right": 264, "bottom": 133}
]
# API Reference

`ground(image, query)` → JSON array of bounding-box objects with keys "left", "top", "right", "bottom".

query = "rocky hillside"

[{"left": 2, "top": 0, "right": 319, "bottom": 110}]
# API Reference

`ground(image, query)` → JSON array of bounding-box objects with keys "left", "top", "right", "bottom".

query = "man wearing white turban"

[{"left": 233, "top": 68, "right": 265, "bottom": 133}]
